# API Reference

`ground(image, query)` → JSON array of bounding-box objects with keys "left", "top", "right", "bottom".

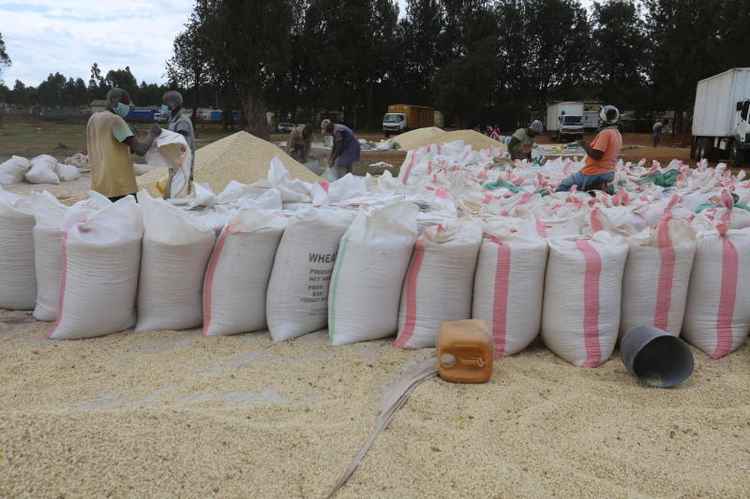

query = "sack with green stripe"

[{"left": 328, "top": 202, "right": 419, "bottom": 346}]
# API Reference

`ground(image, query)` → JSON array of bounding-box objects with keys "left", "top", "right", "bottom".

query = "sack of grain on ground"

[{"left": 0, "top": 188, "right": 37, "bottom": 310}]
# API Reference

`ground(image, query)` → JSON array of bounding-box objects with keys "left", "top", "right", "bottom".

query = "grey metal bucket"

[{"left": 621, "top": 326, "right": 694, "bottom": 388}]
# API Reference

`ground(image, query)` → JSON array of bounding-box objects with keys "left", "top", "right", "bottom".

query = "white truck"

[
  {"left": 546, "top": 102, "right": 585, "bottom": 141},
  {"left": 692, "top": 68, "right": 750, "bottom": 164}
]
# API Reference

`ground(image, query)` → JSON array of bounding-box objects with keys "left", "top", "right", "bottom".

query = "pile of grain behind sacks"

[
  {"left": 138, "top": 131, "right": 320, "bottom": 194},
  {"left": 393, "top": 127, "right": 506, "bottom": 152}
]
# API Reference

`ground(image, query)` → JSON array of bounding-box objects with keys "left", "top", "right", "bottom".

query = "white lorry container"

[
  {"left": 692, "top": 68, "right": 750, "bottom": 165},
  {"left": 546, "top": 102, "right": 585, "bottom": 141}
]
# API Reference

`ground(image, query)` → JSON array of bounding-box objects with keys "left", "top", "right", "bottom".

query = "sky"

[{"left": 1, "top": 0, "right": 594, "bottom": 87}]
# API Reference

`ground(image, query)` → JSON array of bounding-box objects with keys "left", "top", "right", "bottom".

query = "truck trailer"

[
  {"left": 546, "top": 102, "right": 585, "bottom": 141},
  {"left": 692, "top": 68, "right": 750, "bottom": 164},
  {"left": 383, "top": 105, "right": 435, "bottom": 136}
]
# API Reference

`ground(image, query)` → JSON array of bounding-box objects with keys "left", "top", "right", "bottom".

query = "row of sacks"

[
  {"left": 0, "top": 155, "right": 81, "bottom": 186},
  {"left": 1, "top": 186, "right": 749, "bottom": 366}
]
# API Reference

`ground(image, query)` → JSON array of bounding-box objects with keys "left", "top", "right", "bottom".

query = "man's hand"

[{"left": 150, "top": 124, "right": 162, "bottom": 138}]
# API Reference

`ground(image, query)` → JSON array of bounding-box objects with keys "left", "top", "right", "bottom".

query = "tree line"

[
  {"left": 167, "top": 0, "right": 748, "bottom": 136},
  {"left": 1, "top": 0, "right": 748, "bottom": 134}
]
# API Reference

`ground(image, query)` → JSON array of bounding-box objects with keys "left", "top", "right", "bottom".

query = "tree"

[
  {"left": 88, "top": 62, "right": 107, "bottom": 100},
  {"left": 0, "top": 32, "right": 10, "bottom": 81},
  {"left": 590, "top": 1, "right": 651, "bottom": 110},
  {"left": 167, "top": 17, "right": 210, "bottom": 118},
  {"left": 37, "top": 73, "right": 67, "bottom": 107},
  {"left": 190, "top": 0, "right": 300, "bottom": 138},
  {"left": 104, "top": 66, "right": 139, "bottom": 101},
  {"left": 400, "top": 0, "right": 444, "bottom": 105}
]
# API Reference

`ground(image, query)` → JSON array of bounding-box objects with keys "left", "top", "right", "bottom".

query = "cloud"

[{"left": 0, "top": 0, "right": 192, "bottom": 86}]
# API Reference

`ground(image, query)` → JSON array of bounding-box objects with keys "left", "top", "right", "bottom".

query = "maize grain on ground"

[
  {"left": 393, "top": 127, "right": 506, "bottom": 152},
  {"left": 139, "top": 131, "right": 320, "bottom": 195},
  {"left": 1, "top": 307, "right": 748, "bottom": 498}
]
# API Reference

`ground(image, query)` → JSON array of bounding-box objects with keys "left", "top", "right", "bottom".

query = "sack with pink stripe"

[
  {"left": 328, "top": 202, "right": 419, "bottom": 346},
  {"left": 472, "top": 221, "right": 548, "bottom": 357},
  {"left": 683, "top": 216, "right": 750, "bottom": 358},
  {"left": 542, "top": 232, "right": 628, "bottom": 367},
  {"left": 135, "top": 192, "right": 216, "bottom": 333},
  {"left": 50, "top": 197, "right": 143, "bottom": 340},
  {"left": 394, "top": 221, "right": 481, "bottom": 349},
  {"left": 621, "top": 218, "right": 696, "bottom": 337},
  {"left": 0, "top": 188, "right": 36, "bottom": 310},
  {"left": 202, "top": 210, "right": 286, "bottom": 337}
]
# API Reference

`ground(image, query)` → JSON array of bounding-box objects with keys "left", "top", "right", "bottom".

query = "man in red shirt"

[{"left": 557, "top": 105, "right": 623, "bottom": 192}]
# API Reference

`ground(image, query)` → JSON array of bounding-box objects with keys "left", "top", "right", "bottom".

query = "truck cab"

[
  {"left": 383, "top": 113, "right": 406, "bottom": 136},
  {"left": 735, "top": 100, "right": 750, "bottom": 163},
  {"left": 557, "top": 113, "right": 585, "bottom": 141}
]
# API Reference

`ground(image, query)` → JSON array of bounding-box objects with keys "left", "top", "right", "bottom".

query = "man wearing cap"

[
  {"left": 86, "top": 88, "right": 161, "bottom": 202},
  {"left": 289, "top": 124, "right": 313, "bottom": 163},
  {"left": 321, "top": 119, "right": 360, "bottom": 180},
  {"left": 508, "top": 120, "right": 544, "bottom": 160},
  {"left": 556, "top": 105, "right": 623, "bottom": 192}
]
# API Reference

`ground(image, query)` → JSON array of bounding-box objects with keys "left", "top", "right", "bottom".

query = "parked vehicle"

[
  {"left": 383, "top": 104, "right": 435, "bottom": 136},
  {"left": 277, "top": 122, "right": 295, "bottom": 133},
  {"left": 692, "top": 68, "right": 750, "bottom": 165},
  {"left": 126, "top": 107, "right": 156, "bottom": 123},
  {"left": 546, "top": 102, "right": 585, "bottom": 141},
  {"left": 583, "top": 111, "right": 600, "bottom": 131}
]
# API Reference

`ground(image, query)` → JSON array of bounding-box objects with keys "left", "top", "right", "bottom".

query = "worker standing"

[
  {"left": 508, "top": 120, "right": 544, "bottom": 160},
  {"left": 289, "top": 124, "right": 313, "bottom": 163},
  {"left": 161, "top": 90, "right": 195, "bottom": 198},
  {"left": 556, "top": 105, "right": 623, "bottom": 193},
  {"left": 652, "top": 119, "right": 666, "bottom": 147},
  {"left": 86, "top": 88, "right": 160, "bottom": 202},
  {"left": 322, "top": 119, "right": 360, "bottom": 180}
]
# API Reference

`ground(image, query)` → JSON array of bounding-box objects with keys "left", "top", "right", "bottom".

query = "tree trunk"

[
  {"left": 192, "top": 68, "right": 200, "bottom": 122},
  {"left": 241, "top": 92, "right": 269, "bottom": 139}
]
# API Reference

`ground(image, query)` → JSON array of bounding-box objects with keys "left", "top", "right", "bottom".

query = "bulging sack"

[
  {"left": 394, "top": 221, "right": 481, "bottom": 349},
  {"left": 0, "top": 189, "right": 36, "bottom": 310},
  {"left": 31, "top": 192, "right": 110, "bottom": 321},
  {"left": 621, "top": 219, "right": 696, "bottom": 336},
  {"left": 26, "top": 155, "right": 60, "bottom": 185},
  {"left": 50, "top": 197, "right": 143, "bottom": 340},
  {"left": 0, "top": 156, "right": 31, "bottom": 185},
  {"left": 472, "top": 220, "right": 548, "bottom": 357},
  {"left": 329, "top": 202, "right": 419, "bottom": 346},
  {"left": 683, "top": 224, "right": 750, "bottom": 358},
  {"left": 203, "top": 209, "right": 286, "bottom": 337},
  {"left": 542, "top": 232, "right": 628, "bottom": 367},
  {"left": 266, "top": 208, "right": 353, "bottom": 342},
  {"left": 136, "top": 191, "right": 216, "bottom": 333}
]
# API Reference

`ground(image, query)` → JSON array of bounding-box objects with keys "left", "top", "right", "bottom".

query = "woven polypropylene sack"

[
  {"left": 26, "top": 155, "right": 60, "bottom": 185},
  {"left": 394, "top": 221, "right": 481, "bottom": 349},
  {"left": 542, "top": 232, "right": 628, "bottom": 367},
  {"left": 472, "top": 222, "right": 549, "bottom": 357},
  {"left": 30, "top": 192, "right": 112, "bottom": 321},
  {"left": 621, "top": 219, "right": 696, "bottom": 337},
  {"left": 203, "top": 210, "right": 286, "bottom": 337},
  {"left": 50, "top": 197, "right": 143, "bottom": 340},
  {"left": 135, "top": 192, "right": 216, "bottom": 333},
  {"left": 683, "top": 226, "right": 750, "bottom": 358},
  {"left": 329, "top": 202, "right": 419, "bottom": 346},
  {"left": 0, "top": 189, "right": 36, "bottom": 310},
  {"left": 0, "top": 156, "right": 31, "bottom": 185}
]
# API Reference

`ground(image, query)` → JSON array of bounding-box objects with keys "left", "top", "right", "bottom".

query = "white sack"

[
  {"left": 30, "top": 192, "right": 110, "bottom": 321},
  {"left": 542, "top": 232, "right": 628, "bottom": 367},
  {"left": 145, "top": 129, "right": 193, "bottom": 198},
  {"left": 266, "top": 208, "right": 353, "bottom": 342},
  {"left": 135, "top": 191, "right": 216, "bottom": 332},
  {"left": 0, "top": 188, "right": 36, "bottom": 309},
  {"left": 55, "top": 163, "right": 81, "bottom": 182},
  {"left": 683, "top": 226, "right": 750, "bottom": 358},
  {"left": 50, "top": 197, "right": 143, "bottom": 340},
  {"left": 394, "top": 221, "right": 481, "bottom": 349},
  {"left": 621, "top": 219, "right": 696, "bottom": 336},
  {"left": 472, "top": 222, "right": 549, "bottom": 357},
  {"left": 328, "top": 202, "right": 419, "bottom": 346},
  {"left": 203, "top": 210, "right": 286, "bottom": 337},
  {"left": 0, "top": 156, "right": 31, "bottom": 185},
  {"left": 26, "top": 155, "right": 60, "bottom": 185}
]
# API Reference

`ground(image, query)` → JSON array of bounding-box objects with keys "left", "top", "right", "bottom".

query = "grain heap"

[
  {"left": 138, "top": 131, "right": 320, "bottom": 194},
  {"left": 393, "top": 127, "right": 505, "bottom": 152}
]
